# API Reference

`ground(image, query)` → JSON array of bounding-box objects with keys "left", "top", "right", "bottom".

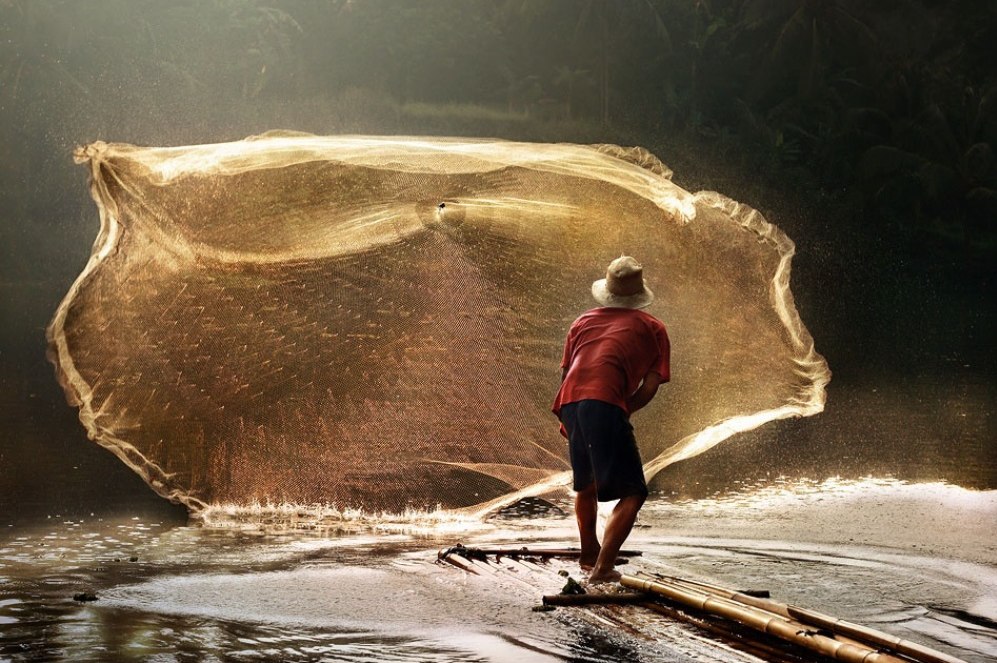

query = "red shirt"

[{"left": 552, "top": 307, "right": 670, "bottom": 418}]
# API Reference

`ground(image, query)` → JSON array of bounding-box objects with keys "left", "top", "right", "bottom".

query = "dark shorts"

[{"left": 559, "top": 400, "right": 648, "bottom": 502}]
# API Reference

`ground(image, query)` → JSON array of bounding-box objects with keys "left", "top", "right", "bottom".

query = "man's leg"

[
  {"left": 588, "top": 493, "right": 645, "bottom": 583},
  {"left": 563, "top": 402, "right": 600, "bottom": 570},
  {"left": 575, "top": 483, "right": 600, "bottom": 569}
]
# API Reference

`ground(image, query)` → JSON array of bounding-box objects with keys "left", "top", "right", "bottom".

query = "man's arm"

[{"left": 627, "top": 370, "right": 663, "bottom": 414}]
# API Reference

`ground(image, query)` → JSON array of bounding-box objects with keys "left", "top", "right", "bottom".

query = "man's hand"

[{"left": 627, "top": 370, "right": 663, "bottom": 414}]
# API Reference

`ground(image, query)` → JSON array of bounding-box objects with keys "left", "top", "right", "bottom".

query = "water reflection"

[{"left": 2, "top": 480, "right": 994, "bottom": 662}]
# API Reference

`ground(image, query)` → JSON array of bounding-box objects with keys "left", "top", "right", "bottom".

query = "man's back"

[{"left": 553, "top": 307, "right": 670, "bottom": 416}]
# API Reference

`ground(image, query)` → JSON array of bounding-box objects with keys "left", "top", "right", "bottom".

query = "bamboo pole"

[
  {"left": 438, "top": 545, "right": 641, "bottom": 560},
  {"left": 542, "top": 592, "right": 648, "bottom": 607},
  {"left": 649, "top": 575, "right": 968, "bottom": 663},
  {"left": 785, "top": 605, "right": 968, "bottom": 663},
  {"left": 622, "top": 575, "right": 910, "bottom": 663},
  {"left": 437, "top": 553, "right": 478, "bottom": 575},
  {"left": 641, "top": 601, "right": 804, "bottom": 663}
]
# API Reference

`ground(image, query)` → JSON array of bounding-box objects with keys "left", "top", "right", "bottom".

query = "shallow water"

[{"left": 2, "top": 479, "right": 994, "bottom": 662}]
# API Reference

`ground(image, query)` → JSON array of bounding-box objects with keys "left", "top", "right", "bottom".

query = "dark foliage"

[
  {"left": 1, "top": 0, "right": 992, "bottom": 275},
  {"left": 0, "top": 0, "right": 992, "bottom": 517}
]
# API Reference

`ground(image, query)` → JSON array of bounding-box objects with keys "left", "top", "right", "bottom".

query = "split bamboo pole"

[
  {"left": 622, "top": 575, "right": 910, "bottom": 663},
  {"left": 651, "top": 575, "right": 968, "bottom": 663}
]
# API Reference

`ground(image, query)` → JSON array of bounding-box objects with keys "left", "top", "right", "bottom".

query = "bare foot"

[
  {"left": 579, "top": 546, "right": 601, "bottom": 571},
  {"left": 587, "top": 568, "right": 623, "bottom": 584}
]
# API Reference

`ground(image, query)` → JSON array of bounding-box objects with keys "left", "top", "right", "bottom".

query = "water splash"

[{"left": 48, "top": 132, "right": 829, "bottom": 522}]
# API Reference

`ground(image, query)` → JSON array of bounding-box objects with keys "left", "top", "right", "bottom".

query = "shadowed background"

[{"left": 1, "top": 0, "right": 993, "bottom": 526}]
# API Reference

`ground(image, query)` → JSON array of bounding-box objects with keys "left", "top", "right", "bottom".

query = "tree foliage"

[{"left": 1, "top": 0, "right": 994, "bottom": 268}]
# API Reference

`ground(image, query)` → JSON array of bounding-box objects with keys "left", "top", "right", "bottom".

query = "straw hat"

[{"left": 591, "top": 256, "right": 654, "bottom": 309}]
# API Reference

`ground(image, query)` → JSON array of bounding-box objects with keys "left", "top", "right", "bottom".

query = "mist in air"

[
  {"left": 3, "top": 0, "right": 992, "bottom": 520},
  {"left": 0, "top": 3, "right": 993, "bottom": 661}
]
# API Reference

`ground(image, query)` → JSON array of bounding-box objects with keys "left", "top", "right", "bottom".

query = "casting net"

[{"left": 48, "top": 132, "right": 829, "bottom": 520}]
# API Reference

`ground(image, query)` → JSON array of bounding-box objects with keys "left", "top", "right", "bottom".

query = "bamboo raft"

[{"left": 438, "top": 545, "right": 969, "bottom": 663}]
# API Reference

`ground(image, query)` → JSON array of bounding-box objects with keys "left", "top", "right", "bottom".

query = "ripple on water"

[{"left": 0, "top": 481, "right": 994, "bottom": 662}]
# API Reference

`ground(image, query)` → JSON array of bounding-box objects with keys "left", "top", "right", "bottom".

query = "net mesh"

[{"left": 47, "top": 132, "right": 829, "bottom": 519}]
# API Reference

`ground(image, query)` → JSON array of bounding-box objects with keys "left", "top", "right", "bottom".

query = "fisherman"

[{"left": 552, "top": 256, "right": 670, "bottom": 584}]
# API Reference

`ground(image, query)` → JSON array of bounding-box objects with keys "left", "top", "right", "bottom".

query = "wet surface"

[{"left": 2, "top": 479, "right": 994, "bottom": 662}]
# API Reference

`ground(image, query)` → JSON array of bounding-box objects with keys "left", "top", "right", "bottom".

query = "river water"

[{"left": 2, "top": 478, "right": 994, "bottom": 662}]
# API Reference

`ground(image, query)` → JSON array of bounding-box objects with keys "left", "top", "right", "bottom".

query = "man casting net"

[{"left": 48, "top": 132, "right": 829, "bottom": 521}]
